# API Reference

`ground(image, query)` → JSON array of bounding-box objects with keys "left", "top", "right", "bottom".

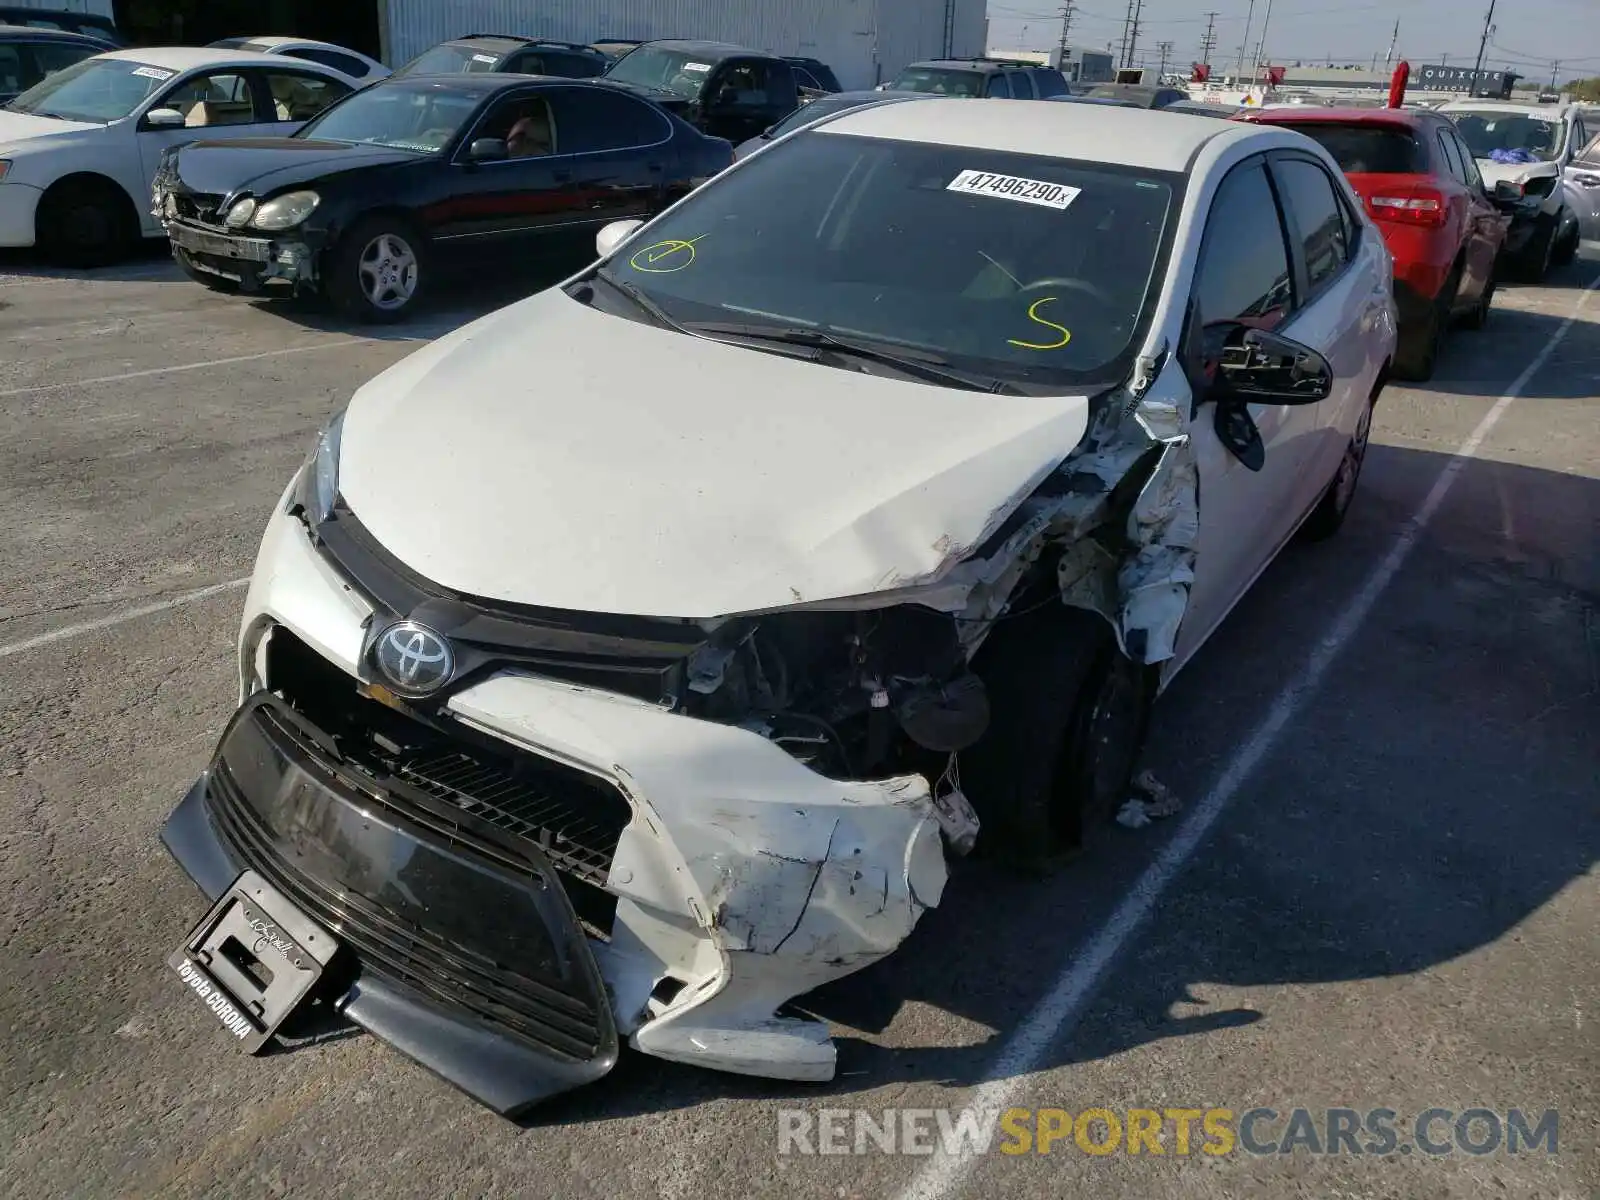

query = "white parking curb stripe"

[
  {"left": 0, "top": 341, "right": 366, "bottom": 399},
  {"left": 897, "top": 269, "right": 1600, "bottom": 1200},
  {"left": 0, "top": 578, "right": 249, "bottom": 660}
]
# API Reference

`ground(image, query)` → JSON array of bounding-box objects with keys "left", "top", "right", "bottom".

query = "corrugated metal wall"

[
  {"left": 382, "top": 0, "right": 988, "bottom": 90},
  {"left": 2, "top": 0, "right": 114, "bottom": 16}
]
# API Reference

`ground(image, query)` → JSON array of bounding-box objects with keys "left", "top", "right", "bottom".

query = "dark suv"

[
  {"left": 394, "top": 34, "right": 609, "bottom": 80},
  {"left": 0, "top": 24, "right": 115, "bottom": 103},
  {"left": 0, "top": 5, "right": 121, "bottom": 43},
  {"left": 888, "top": 57, "right": 1068, "bottom": 99}
]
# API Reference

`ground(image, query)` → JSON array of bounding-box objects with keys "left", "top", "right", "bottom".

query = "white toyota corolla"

[
  {"left": 0, "top": 46, "right": 359, "bottom": 263},
  {"left": 162, "top": 99, "right": 1396, "bottom": 1114}
]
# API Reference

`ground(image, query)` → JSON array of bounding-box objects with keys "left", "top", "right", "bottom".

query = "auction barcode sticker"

[
  {"left": 946, "top": 170, "right": 1081, "bottom": 210},
  {"left": 131, "top": 66, "right": 175, "bottom": 81}
]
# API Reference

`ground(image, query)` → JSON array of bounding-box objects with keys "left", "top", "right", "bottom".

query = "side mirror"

[
  {"left": 595, "top": 218, "right": 644, "bottom": 259},
  {"left": 144, "top": 107, "right": 186, "bottom": 129},
  {"left": 1212, "top": 327, "right": 1333, "bottom": 405},
  {"left": 1492, "top": 179, "right": 1523, "bottom": 203},
  {"left": 467, "top": 137, "right": 507, "bottom": 162}
]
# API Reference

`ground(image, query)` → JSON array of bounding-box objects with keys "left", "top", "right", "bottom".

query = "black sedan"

[{"left": 154, "top": 74, "right": 733, "bottom": 321}]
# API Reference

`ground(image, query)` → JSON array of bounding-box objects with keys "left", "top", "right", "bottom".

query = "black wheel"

[
  {"left": 961, "top": 602, "right": 1153, "bottom": 868},
  {"left": 173, "top": 248, "right": 240, "bottom": 293},
  {"left": 1301, "top": 394, "right": 1374, "bottom": 542},
  {"left": 1516, "top": 214, "right": 1557, "bottom": 282},
  {"left": 1394, "top": 266, "right": 1458, "bottom": 382},
  {"left": 1551, "top": 220, "right": 1579, "bottom": 267},
  {"left": 36, "top": 177, "right": 135, "bottom": 267},
  {"left": 325, "top": 215, "right": 428, "bottom": 323},
  {"left": 1459, "top": 270, "right": 1495, "bottom": 331}
]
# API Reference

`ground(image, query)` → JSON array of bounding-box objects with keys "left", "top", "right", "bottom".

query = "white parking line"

[
  {"left": 897, "top": 272, "right": 1600, "bottom": 1200},
  {"left": 0, "top": 340, "right": 368, "bottom": 399},
  {"left": 0, "top": 578, "right": 248, "bottom": 660}
]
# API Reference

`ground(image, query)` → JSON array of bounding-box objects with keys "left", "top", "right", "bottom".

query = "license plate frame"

[{"left": 167, "top": 869, "right": 339, "bottom": 1054}]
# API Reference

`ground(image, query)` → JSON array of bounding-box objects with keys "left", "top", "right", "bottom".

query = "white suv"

[{"left": 1439, "top": 98, "right": 1588, "bottom": 278}]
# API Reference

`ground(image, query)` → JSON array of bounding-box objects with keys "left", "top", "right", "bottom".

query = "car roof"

[
  {"left": 99, "top": 45, "right": 334, "bottom": 71},
  {"left": 633, "top": 39, "right": 759, "bottom": 58},
  {"left": 904, "top": 58, "right": 1032, "bottom": 73},
  {"left": 817, "top": 95, "right": 1258, "bottom": 172},
  {"left": 1438, "top": 98, "right": 1573, "bottom": 117},
  {"left": 378, "top": 72, "right": 551, "bottom": 96},
  {"left": 1243, "top": 105, "right": 1437, "bottom": 129},
  {"left": 0, "top": 22, "right": 108, "bottom": 41}
]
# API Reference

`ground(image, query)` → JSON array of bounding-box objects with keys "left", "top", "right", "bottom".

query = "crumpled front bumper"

[
  {"left": 164, "top": 218, "right": 317, "bottom": 291},
  {"left": 161, "top": 497, "right": 949, "bottom": 1109}
]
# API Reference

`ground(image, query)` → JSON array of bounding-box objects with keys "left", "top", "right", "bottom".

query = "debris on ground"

[{"left": 1114, "top": 768, "right": 1183, "bottom": 829}]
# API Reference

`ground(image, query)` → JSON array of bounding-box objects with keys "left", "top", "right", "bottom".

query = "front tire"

[
  {"left": 962, "top": 602, "right": 1153, "bottom": 868},
  {"left": 1551, "top": 219, "right": 1579, "bottom": 267},
  {"left": 36, "top": 177, "right": 135, "bottom": 267},
  {"left": 325, "top": 215, "right": 428, "bottom": 323},
  {"left": 1459, "top": 270, "right": 1495, "bottom": 331},
  {"left": 1516, "top": 213, "right": 1557, "bottom": 282}
]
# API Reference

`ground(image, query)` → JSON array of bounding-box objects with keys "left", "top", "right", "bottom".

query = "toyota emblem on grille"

[{"left": 373, "top": 621, "right": 455, "bottom": 694}]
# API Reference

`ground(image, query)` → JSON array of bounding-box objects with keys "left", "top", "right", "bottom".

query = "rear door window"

[
  {"left": 1434, "top": 128, "right": 1465, "bottom": 180},
  {"left": 1032, "top": 69, "right": 1066, "bottom": 98},
  {"left": 0, "top": 42, "right": 23, "bottom": 94},
  {"left": 546, "top": 86, "right": 669, "bottom": 153},
  {"left": 1292, "top": 123, "right": 1425, "bottom": 174},
  {"left": 262, "top": 70, "right": 351, "bottom": 122},
  {"left": 285, "top": 47, "right": 370, "bottom": 79},
  {"left": 984, "top": 72, "right": 1012, "bottom": 98}
]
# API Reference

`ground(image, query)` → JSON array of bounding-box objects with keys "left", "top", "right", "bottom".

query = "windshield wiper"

[
  {"left": 586, "top": 270, "right": 695, "bottom": 335},
  {"left": 684, "top": 322, "right": 1023, "bottom": 393}
]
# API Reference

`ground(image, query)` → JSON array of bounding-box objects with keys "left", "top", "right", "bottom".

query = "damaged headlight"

[
  {"left": 293, "top": 408, "right": 345, "bottom": 524},
  {"left": 223, "top": 197, "right": 257, "bottom": 228},
  {"left": 252, "top": 190, "right": 319, "bottom": 231}
]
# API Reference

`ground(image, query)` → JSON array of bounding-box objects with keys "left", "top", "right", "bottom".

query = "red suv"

[{"left": 1239, "top": 107, "right": 1507, "bottom": 381}]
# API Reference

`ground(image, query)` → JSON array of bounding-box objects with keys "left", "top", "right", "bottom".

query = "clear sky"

[{"left": 986, "top": 0, "right": 1600, "bottom": 82}]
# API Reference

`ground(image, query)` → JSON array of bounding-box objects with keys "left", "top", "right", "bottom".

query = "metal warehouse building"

[
  {"left": 380, "top": 0, "right": 989, "bottom": 90},
  {"left": 50, "top": 0, "right": 987, "bottom": 92}
]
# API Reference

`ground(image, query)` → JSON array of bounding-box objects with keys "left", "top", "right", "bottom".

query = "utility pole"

[
  {"left": 1234, "top": 0, "right": 1256, "bottom": 82},
  {"left": 1056, "top": 2, "right": 1075, "bottom": 66},
  {"left": 1127, "top": 0, "right": 1144, "bottom": 69},
  {"left": 1468, "top": 0, "right": 1496, "bottom": 96},
  {"left": 1157, "top": 40, "right": 1173, "bottom": 79},
  {"left": 1549, "top": 60, "right": 1560, "bottom": 89},
  {"left": 1385, "top": 18, "right": 1399, "bottom": 65},
  {"left": 1253, "top": 0, "right": 1276, "bottom": 86},
  {"left": 1118, "top": 0, "right": 1137, "bottom": 68},
  {"left": 1198, "top": 11, "right": 1218, "bottom": 68}
]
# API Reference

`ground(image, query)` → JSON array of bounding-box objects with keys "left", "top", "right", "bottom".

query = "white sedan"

[
  {"left": 159, "top": 100, "right": 1396, "bottom": 1111},
  {"left": 0, "top": 46, "right": 360, "bottom": 263},
  {"left": 207, "top": 36, "right": 390, "bottom": 84}
]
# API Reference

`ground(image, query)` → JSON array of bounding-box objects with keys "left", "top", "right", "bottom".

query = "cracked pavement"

[{"left": 0, "top": 247, "right": 1595, "bottom": 1200}]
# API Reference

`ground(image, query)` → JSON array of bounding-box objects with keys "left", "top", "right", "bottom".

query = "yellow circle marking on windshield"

[
  {"left": 629, "top": 235, "right": 706, "bottom": 273},
  {"left": 1007, "top": 297, "right": 1072, "bottom": 351}
]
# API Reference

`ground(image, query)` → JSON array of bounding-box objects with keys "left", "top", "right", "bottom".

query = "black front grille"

[
  {"left": 265, "top": 628, "right": 629, "bottom": 931},
  {"left": 205, "top": 701, "right": 614, "bottom": 1062},
  {"left": 175, "top": 191, "right": 224, "bottom": 224}
]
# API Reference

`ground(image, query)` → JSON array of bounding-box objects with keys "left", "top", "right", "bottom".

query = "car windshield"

[
  {"left": 393, "top": 43, "right": 504, "bottom": 78},
  {"left": 5, "top": 56, "right": 171, "bottom": 121},
  {"left": 602, "top": 46, "right": 721, "bottom": 99},
  {"left": 1449, "top": 110, "right": 1565, "bottom": 162},
  {"left": 1284, "top": 123, "right": 1425, "bottom": 173},
  {"left": 594, "top": 131, "right": 1178, "bottom": 389},
  {"left": 767, "top": 94, "right": 882, "bottom": 138},
  {"left": 296, "top": 81, "right": 480, "bottom": 153},
  {"left": 890, "top": 67, "right": 983, "bottom": 97}
]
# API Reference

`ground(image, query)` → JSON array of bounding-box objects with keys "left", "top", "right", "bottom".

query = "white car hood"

[
  {"left": 1474, "top": 157, "right": 1557, "bottom": 188},
  {"left": 338, "top": 289, "right": 1091, "bottom": 618},
  {"left": 0, "top": 109, "right": 100, "bottom": 150}
]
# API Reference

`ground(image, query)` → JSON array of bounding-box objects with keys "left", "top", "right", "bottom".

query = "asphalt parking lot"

[{"left": 1, "top": 246, "right": 1596, "bottom": 1200}]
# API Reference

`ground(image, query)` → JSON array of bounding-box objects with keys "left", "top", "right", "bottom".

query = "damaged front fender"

[{"left": 445, "top": 672, "right": 947, "bottom": 1082}]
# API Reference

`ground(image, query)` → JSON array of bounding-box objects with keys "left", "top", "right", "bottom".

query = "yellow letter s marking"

[{"left": 1007, "top": 296, "right": 1072, "bottom": 351}]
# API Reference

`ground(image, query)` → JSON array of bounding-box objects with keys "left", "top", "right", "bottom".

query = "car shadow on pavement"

[{"left": 529, "top": 447, "right": 1598, "bottom": 1126}]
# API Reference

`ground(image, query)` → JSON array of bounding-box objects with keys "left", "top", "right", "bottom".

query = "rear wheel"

[
  {"left": 1301, "top": 391, "right": 1375, "bottom": 542},
  {"left": 1394, "top": 266, "right": 1459, "bottom": 382},
  {"left": 36, "top": 177, "right": 135, "bottom": 267},
  {"left": 961, "top": 602, "right": 1153, "bottom": 868},
  {"left": 325, "top": 215, "right": 428, "bottom": 322},
  {"left": 1551, "top": 219, "right": 1579, "bottom": 267}
]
